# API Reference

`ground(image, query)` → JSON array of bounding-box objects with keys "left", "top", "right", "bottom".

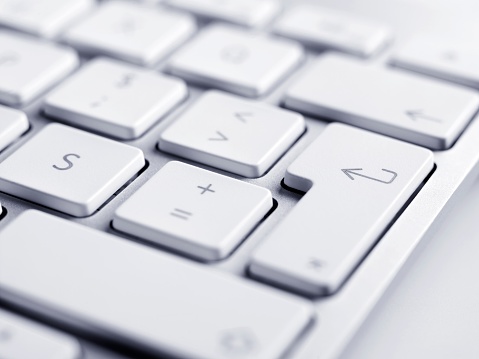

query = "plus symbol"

[{"left": 197, "top": 184, "right": 216, "bottom": 195}]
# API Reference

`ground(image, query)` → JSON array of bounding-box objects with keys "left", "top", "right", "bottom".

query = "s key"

[{"left": 0, "top": 124, "right": 145, "bottom": 217}]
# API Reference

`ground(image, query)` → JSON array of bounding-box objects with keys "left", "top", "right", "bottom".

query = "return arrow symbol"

[{"left": 342, "top": 168, "right": 398, "bottom": 184}]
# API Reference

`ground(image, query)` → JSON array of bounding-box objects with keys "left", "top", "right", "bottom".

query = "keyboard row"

[
  {"left": 2, "top": 26, "right": 479, "bottom": 151},
  {"left": 2, "top": 0, "right": 477, "bottom": 90},
  {"left": 0, "top": 121, "right": 434, "bottom": 358},
  {"left": 0, "top": 121, "right": 433, "bottom": 294}
]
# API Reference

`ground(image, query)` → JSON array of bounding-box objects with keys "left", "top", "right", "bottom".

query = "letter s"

[{"left": 53, "top": 153, "right": 81, "bottom": 171}]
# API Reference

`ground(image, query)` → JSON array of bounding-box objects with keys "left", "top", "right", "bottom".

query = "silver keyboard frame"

[{"left": 1, "top": 1, "right": 479, "bottom": 358}]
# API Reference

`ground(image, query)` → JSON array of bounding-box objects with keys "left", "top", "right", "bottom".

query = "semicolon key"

[{"left": 250, "top": 123, "right": 434, "bottom": 296}]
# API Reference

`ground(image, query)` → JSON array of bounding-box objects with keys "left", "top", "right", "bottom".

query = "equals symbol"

[{"left": 170, "top": 208, "right": 193, "bottom": 220}]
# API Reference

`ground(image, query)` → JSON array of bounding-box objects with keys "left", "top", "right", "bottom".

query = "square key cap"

[
  {"left": 63, "top": 1, "right": 196, "bottom": 66},
  {"left": 44, "top": 58, "right": 187, "bottom": 139},
  {"left": 0, "top": 105, "right": 29, "bottom": 151},
  {"left": 167, "top": 24, "right": 304, "bottom": 97},
  {"left": 0, "top": 31, "right": 79, "bottom": 106},
  {"left": 158, "top": 91, "right": 305, "bottom": 177},
  {"left": 113, "top": 161, "right": 272, "bottom": 261},
  {"left": 0, "top": 124, "right": 145, "bottom": 217},
  {"left": 274, "top": 4, "right": 392, "bottom": 58},
  {"left": 166, "top": 0, "right": 281, "bottom": 28},
  {"left": 0, "top": 0, "right": 94, "bottom": 38}
]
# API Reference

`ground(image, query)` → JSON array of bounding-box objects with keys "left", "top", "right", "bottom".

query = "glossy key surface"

[
  {"left": 0, "top": 105, "right": 28, "bottom": 151},
  {"left": 0, "top": 308, "right": 80, "bottom": 359},
  {"left": 0, "top": 123, "right": 145, "bottom": 217},
  {"left": 167, "top": 0, "right": 280, "bottom": 28},
  {"left": 0, "top": 31, "right": 78, "bottom": 106},
  {"left": 391, "top": 33, "right": 479, "bottom": 89},
  {"left": 167, "top": 24, "right": 304, "bottom": 97},
  {"left": 64, "top": 1, "right": 196, "bottom": 66},
  {"left": 44, "top": 58, "right": 187, "bottom": 139},
  {"left": 274, "top": 4, "right": 392, "bottom": 58},
  {"left": 0, "top": 210, "right": 313, "bottom": 359},
  {"left": 159, "top": 91, "right": 305, "bottom": 177},
  {"left": 0, "top": 0, "right": 94, "bottom": 38},
  {"left": 285, "top": 54, "right": 479, "bottom": 150},
  {"left": 250, "top": 123, "right": 434, "bottom": 296},
  {"left": 114, "top": 161, "right": 273, "bottom": 260}
]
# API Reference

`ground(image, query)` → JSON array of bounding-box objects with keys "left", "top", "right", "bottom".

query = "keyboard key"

[
  {"left": 0, "top": 105, "right": 28, "bottom": 151},
  {"left": 285, "top": 54, "right": 479, "bottom": 150},
  {"left": 167, "top": 24, "right": 304, "bottom": 97},
  {"left": 274, "top": 4, "right": 392, "bottom": 58},
  {"left": 114, "top": 161, "right": 272, "bottom": 261},
  {"left": 0, "top": 0, "right": 94, "bottom": 38},
  {"left": 0, "top": 308, "right": 80, "bottom": 359},
  {"left": 0, "top": 124, "right": 144, "bottom": 217},
  {"left": 44, "top": 58, "right": 187, "bottom": 140},
  {"left": 250, "top": 123, "right": 434, "bottom": 296},
  {"left": 159, "top": 91, "right": 305, "bottom": 177},
  {"left": 0, "top": 210, "right": 313, "bottom": 359},
  {"left": 63, "top": 1, "right": 196, "bottom": 66},
  {"left": 166, "top": 0, "right": 280, "bottom": 28},
  {"left": 390, "top": 33, "right": 479, "bottom": 89},
  {"left": 0, "top": 31, "right": 79, "bottom": 106}
]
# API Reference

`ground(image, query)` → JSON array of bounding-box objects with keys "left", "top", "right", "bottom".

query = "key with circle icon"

[{"left": 167, "top": 24, "right": 304, "bottom": 97}]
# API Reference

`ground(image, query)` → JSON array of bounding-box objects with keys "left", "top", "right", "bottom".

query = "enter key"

[{"left": 250, "top": 123, "right": 434, "bottom": 296}]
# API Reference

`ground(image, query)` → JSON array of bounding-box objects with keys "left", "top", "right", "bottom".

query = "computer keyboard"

[{"left": 0, "top": 0, "right": 479, "bottom": 359}]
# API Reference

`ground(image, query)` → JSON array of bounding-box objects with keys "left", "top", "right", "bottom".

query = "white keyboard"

[{"left": 0, "top": 1, "right": 478, "bottom": 359}]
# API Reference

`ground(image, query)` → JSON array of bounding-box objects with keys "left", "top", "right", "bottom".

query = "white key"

[
  {"left": 250, "top": 124, "right": 434, "bottom": 296},
  {"left": 166, "top": 0, "right": 280, "bottom": 28},
  {"left": 0, "top": 210, "right": 313, "bottom": 359},
  {"left": 0, "top": 124, "right": 144, "bottom": 217},
  {"left": 285, "top": 54, "right": 479, "bottom": 150},
  {"left": 63, "top": 1, "right": 196, "bottom": 66},
  {"left": 0, "top": 31, "right": 78, "bottom": 106},
  {"left": 0, "top": 106, "right": 28, "bottom": 151},
  {"left": 0, "top": 309, "right": 80, "bottom": 359},
  {"left": 44, "top": 58, "right": 187, "bottom": 140},
  {"left": 167, "top": 24, "right": 304, "bottom": 97},
  {"left": 0, "top": 0, "right": 94, "bottom": 38},
  {"left": 159, "top": 91, "right": 305, "bottom": 177},
  {"left": 114, "top": 161, "right": 272, "bottom": 261},
  {"left": 390, "top": 33, "right": 479, "bottom": 89},
  {"left": 274, "top": 5, "right": 392, "bottom": 58}
]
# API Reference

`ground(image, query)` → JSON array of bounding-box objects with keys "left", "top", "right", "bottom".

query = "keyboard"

[{"left": 0, "top": 0, "right": 478, "bottom": 358}]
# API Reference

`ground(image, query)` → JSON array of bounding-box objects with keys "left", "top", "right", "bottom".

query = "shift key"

[{"left": 250, "top": 123, "right": 434, "bottom": 296}]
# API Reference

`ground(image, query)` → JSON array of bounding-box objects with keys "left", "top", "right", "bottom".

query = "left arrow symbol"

[
  {"left": 209, "top": 131, "right": 228, "bottom": 141},
  {"left": 405, "top": 110, "right": 442, "bottom": 124}
]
